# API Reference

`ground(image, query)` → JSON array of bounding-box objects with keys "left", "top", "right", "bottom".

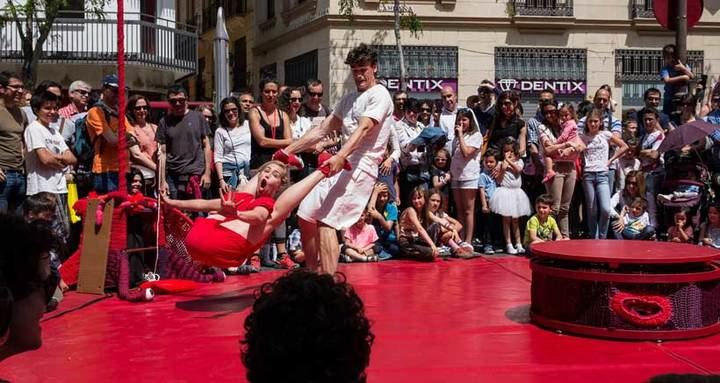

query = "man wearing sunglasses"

[
  {"left": 0, "top": 215, "right": 57, "bottom": 362},
  {"left": 58, "top": 80, "right": 91, "bottom": 120},
  {"left": 300, "top": 79, "right": 330, "bottom": 119}
]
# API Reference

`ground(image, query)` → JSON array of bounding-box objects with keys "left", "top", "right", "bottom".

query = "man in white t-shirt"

[
  {"left": 279, "top": 43, "right": 394, "bottom": 274},
  {"left": 438, "top": 86, "right": 458, "bottom": 151}
]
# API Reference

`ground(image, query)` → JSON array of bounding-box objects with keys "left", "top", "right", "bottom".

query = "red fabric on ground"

[{"left": 2, "top": 258, "right": 717, "bottom": 382}]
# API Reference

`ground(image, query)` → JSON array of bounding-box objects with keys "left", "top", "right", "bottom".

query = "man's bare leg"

[
  {"left": 318, "top": 223, "right": 340, "bottom": 275},
  {"left": 299, "top": 218, "right": 319, "bottom": 272}
]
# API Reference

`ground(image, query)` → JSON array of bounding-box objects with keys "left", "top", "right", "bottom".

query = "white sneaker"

[
  {"left": 515, "top": 243, "right": 526, "bottom": 254},
  {"left": 506, "top": 244, "right": 518, "bottom": 255}
]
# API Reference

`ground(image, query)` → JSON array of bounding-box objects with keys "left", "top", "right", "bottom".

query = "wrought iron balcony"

[
  {"left": 0, "top": 11, "right": 197, "bottom": 76},
  {"left": 630, "top": 0, "right": 655, "bottom": 18},
  {"left": 511, "top": 0, "right": 574, "bottom": 17},
  {"left": 615, "top": 49, "right": 704, "bottom": 82}
]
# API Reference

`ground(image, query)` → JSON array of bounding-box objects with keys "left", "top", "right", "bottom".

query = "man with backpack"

[{"left": 83, "top": 74, "right": 133, "bottom": 194}]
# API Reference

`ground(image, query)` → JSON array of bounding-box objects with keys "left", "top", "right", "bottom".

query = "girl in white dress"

[{"left": 490, "top": 137, "right": 532, "bottom": 255}]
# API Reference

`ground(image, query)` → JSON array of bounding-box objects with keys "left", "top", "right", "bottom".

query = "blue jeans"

[
  {"left": 616, "top": 225, "right": 656, "bottom": 240},
  {"left": 582, "top": 171, "right": 612, "bottom": 239},
  {"left": 0, "top": 170, "right": 26, "bottom": 214},
  {"left": 92, "top": 172, "right": 119, "bottom": 194}
]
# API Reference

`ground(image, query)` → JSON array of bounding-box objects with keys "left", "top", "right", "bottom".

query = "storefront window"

[
  {"left": 374, "top": 45, "right": 458, "bottom": 98},
  {"left": 495, "top": 47, "right": 587, "bottom": 118},
  {"left": 285, "top": 50, "right": 318, "bottom": 87}
]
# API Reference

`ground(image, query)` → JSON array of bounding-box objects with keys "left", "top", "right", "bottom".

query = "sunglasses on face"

[
  {"left": 289, "top": 97, "right": 303, "bottom": 102},
  {"left": 627, "top": 181, "right": 637, "bottom": 186},
  {"left": 543, "top": 109, "right": 558, "bottom": 116},
  {"left": 168, "top": 98, "right": 186, "bottom": 105},
  {"left": 134, "top": 105, "right": 148, "bottom": 111},
  {"left": 308, "top": 91, "right": 323, "bottom": 97},
  {"left": 224, "top": 108, "right": 239, "bottom": 114}
]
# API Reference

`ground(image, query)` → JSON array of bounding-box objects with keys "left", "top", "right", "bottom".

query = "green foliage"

[
  {"left": 505, "top": 1, "right": 516, "bottom": 17},
  {"left": 400, "top": 10, "right": 422, "bottom": 38},
  {"left": 0, "top": 0, "right": 109, "bottom": 85},
  {"left": 338, "top": 0, "right": 358, "bottom": 20},
  {"left": 338, "top": 0, "right": 423, "bottom": 38}
]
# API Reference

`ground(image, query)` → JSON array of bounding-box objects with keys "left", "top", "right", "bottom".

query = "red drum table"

[{"left": 530, "top": 240, "right": 720, "bottom": 340}]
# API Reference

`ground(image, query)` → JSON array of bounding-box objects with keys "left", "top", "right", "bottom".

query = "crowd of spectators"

[{"left": 1, "top": 43, "right": 720, "bottom": 307}]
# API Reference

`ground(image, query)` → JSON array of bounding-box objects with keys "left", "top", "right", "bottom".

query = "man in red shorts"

[{"left": 276, "top": 43, "right": 394, "bottom": 275}]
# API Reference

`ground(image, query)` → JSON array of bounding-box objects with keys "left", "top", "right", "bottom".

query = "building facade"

[
  {"left": 249, "top": 0, "right": 720, "bottom": 115},
  {"left": 175, "top": 0, "right": 253, "bottom": 101},
  {"left": 0, "top": 0, "right": 197, "bottom": 97}
]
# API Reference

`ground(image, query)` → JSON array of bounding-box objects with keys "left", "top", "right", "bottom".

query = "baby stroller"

[{"left": 657, "top": 157, "right": 710, "bottom": 237}]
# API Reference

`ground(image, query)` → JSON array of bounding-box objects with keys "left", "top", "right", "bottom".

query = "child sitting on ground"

[
  {"left": 368, "top": 183, "right": 399, "bottom": 260},
  {"left": 617, "top": 197, "right": 656, "bottom": 240},
  {"left": 426, "top": 189, "right": 472, "bottom": 258},
  {"left": 342, "top": 208, "right": 379, "bottom": 262},
  {"left": 667, "top": 209, "right": 694, "bottom": 243},
  {"left": 524, "top": 194, "right": 565, "bottom": 247},
  {"left": 699, "top": 205, "right": 720, "bottom": 248},
  {"left": 543, "top": 103, "right": 577, "bottom": 184}
]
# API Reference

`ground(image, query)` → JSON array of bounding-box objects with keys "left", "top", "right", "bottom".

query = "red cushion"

[{"left": 139, "top": 279, "right": 198, "bottom": 294}]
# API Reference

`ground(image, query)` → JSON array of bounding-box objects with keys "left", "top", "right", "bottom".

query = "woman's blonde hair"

[{"left": 257, "top": 160, "right": 289, "bottom": 188}]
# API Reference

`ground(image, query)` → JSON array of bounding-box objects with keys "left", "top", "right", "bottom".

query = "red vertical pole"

[{"left": 117, "top": 0, "right": 128, "bottom": 193}]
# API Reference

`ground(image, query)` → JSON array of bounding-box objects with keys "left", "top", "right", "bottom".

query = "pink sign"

[
  {"left": 495, "top": 78, "right": 586, "bottom": 95},
  {"left": 380, "top": 78, "right": 458, "bottom": 93}
]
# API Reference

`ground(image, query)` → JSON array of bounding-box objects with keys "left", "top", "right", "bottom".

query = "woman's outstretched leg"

[{"left": 266, "top": 170, "right": 326, "bottom": 229}]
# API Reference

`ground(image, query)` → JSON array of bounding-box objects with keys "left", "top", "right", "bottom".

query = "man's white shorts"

[{"left": 297, "top": 168, "right": 376, "bottom": 230}]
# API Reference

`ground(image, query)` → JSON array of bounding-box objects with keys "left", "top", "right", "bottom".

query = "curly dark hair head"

[
  {"left": 242, "top": 270, "right": 374, "bottom": 383},
  {"left": 0, "top": 215, "right": 56, "bottom": 301},
  {"left": 345, "top": 43, "right": 377, "bottom": 67}
]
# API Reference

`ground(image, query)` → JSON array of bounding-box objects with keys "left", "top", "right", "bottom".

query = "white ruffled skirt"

[{"left": 490, "top": 186, "right": 532, "bottom": 218}]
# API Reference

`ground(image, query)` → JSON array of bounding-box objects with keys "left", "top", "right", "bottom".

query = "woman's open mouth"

[{"left": 260, "top": 179, "right": 267, "bottom": 189}]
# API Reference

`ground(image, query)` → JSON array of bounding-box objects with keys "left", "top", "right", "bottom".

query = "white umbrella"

[{"left": 214, "top": 7, "right": 230, "bottom": 113}]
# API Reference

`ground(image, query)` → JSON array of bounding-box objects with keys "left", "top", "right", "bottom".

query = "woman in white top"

[
  {"left": 579, "top": 108, "right": 628, "bottom": 239},
  {"left": 214, "top": 96, "right": 251, "bottom": 193},
  {"left": 449, "top": 108, "right": 483, "bottom": 247}
]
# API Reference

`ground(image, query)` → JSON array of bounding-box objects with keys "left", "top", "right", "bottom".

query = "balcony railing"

[
  {"left": 0, "top": 11, "right": 197, "bottom": 75},
  {"left": 512, "top": 0, "right": 573, "bottom": 17},
  {"left": 630, "top": 0, "right": 654, "bottom": 18}
]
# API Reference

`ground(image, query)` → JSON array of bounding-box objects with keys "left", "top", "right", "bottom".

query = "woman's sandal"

[{"left": 366, "top": 255, "right": 379, "bottom": 262}]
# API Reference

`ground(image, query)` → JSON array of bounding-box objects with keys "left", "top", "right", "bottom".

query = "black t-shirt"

[
  {"left": 156, "top": 110, "right": 209, "bottom": 176},
  {"left": 473, "top": 103, "right": 495, "bottom": 131},
  {"left": 488, "top": 116, "right": 525, "bottom": 150}
]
